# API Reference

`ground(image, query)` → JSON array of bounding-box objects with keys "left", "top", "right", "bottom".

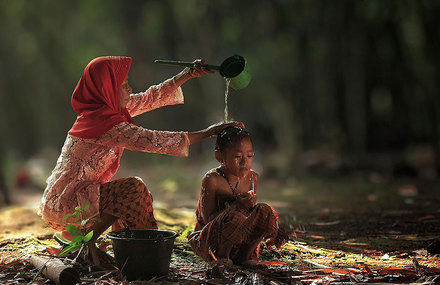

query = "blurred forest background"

[{"left": 0, "top": 0, "right": 439, "bottom": 207}]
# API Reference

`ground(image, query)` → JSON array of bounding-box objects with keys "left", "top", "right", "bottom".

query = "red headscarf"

[{"left": 68, "top": 56, "right": 134, "bottom": 139}]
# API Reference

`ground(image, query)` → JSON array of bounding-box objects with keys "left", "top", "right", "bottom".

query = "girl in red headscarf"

[{"left": 39, "top": 56, "right": 242, "bottom": 265}]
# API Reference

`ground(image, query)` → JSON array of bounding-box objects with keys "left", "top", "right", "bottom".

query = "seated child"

[{"left": 188, "top": 126, "right": 288, "bottom": 266}]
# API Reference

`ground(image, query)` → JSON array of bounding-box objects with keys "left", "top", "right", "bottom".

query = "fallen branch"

[{"left": 30, "top": 255, "right": 79, "bottom": 285}]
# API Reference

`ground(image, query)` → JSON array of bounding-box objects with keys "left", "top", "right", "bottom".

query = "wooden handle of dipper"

[{"left": 154, "top": 59, "right": 220, "bottom": 71}]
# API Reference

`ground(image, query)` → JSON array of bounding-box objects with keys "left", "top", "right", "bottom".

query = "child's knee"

[
  {"left": 228, "top": 212, "right": 247, "bottom": 227},
  {"left": 254, "top": 203, "right": 272, "bottom": 215}
]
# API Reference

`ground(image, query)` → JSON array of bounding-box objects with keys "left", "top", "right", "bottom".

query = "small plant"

[{"left": 59, "top": 204, "right": 98, "bottom": 257}]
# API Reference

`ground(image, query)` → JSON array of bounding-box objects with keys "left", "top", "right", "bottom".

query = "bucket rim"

[{"left": 107, "top": 229, "right": 179, "bottom": 241}]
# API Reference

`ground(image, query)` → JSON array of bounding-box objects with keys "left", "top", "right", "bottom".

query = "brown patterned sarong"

[
  {"left": 100, "top": 177, "right": 158, "bottom": 231},
  {"left": 188, "top": 203, "right": 282, "bottom": 263}
]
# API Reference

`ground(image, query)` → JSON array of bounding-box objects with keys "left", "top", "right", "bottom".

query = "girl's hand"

[
  {"left": 188, "top": 121, "right": 245, "bottom": 145},
  {"left": 172, "top": 59, "right": 212, "bottom": 86},
  {"left": 205, "top": 121, "right": 245, "bottom": 137},
  {"left": 183, "top": 59, "right": 212, "bottom": 79}
]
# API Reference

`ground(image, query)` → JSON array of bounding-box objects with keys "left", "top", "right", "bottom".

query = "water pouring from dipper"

[{"left": 154, "top": 55, "right": 251, "bottom": 122}]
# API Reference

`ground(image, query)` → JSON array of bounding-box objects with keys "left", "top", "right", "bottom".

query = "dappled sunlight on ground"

[{"left": 1, "top": 175, "right": 440, "bottom": 283}]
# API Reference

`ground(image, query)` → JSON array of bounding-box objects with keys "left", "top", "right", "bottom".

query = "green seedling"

[{"left": 59, "top": 204, "right": 99, "bottom": 257}]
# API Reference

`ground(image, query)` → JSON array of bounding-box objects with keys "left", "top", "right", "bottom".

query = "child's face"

[
  {"left": 220, "top": 138, "right": 254, "bottom": 178},
  {"left": 118, "top": 77, "right": 132, "bottom": 109}
]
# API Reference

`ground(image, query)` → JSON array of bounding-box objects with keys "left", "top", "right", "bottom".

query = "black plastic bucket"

[{"left": 107, "top": 229, "right": 178, "bottom": 281}]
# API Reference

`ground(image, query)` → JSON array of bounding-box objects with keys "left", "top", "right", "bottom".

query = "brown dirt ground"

[{"left": 1, "top": 181, "right": 440, "bottom": 284}]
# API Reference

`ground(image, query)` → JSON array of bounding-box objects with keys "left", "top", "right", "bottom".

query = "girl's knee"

[
  {"left": 126, "top": 176, "right": 144, "bottom": 186},
  {"left": 126, "top": 176, "right": 145, "bottom": 187},
  {"left": 125, "top": 177, "right": 149, "bottom": 194}
]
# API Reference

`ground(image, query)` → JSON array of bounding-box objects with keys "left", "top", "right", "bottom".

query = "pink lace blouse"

[{"left": 39, "top": 78, "right": 190, "bottom": 228}]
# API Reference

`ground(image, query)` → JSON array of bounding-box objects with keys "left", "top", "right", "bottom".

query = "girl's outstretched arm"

[
  {"left": 187, "top": 121, "right": 244, "bottom": 145},
  {"left": 172, "top": 59, "right": 212, "bottom": 86}
]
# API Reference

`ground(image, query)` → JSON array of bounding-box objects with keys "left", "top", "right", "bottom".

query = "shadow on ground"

[{"left": 1, "top": 176, "right": 440, "bottom": 284}]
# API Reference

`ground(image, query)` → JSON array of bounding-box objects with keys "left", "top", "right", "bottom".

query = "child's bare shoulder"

[{"left": 201, "top": 168, "right": 222, "bottom": 187}]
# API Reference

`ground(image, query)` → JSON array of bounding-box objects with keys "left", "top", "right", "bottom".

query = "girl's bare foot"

[
  {"left": 87, "top": 243, "right": 101, "bottom": 265},
  {"left": 210, "top": 258, "right": 233, "bottom": 270},
  {"left": 217, "top": 258, "right": 232, "bottom": 266},
  {"left": 239, "top": 259, "right": 259, "bottom": 267},
  {"left": 86, "top": 243, "right": 115, "bottom": 266}
]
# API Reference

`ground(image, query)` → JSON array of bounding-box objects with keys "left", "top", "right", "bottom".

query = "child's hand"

[{"left": 234, "top": 192, "right": 256, "bottom": 210}]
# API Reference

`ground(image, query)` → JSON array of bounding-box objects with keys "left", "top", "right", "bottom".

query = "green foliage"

[
  {"left": 179, "top": 225, "right": 194, "bottom": 240},
  {"left": 59, "top": 204, "right": 98, "bottom": 257},
  {"left": 1, "top": 0, "right": 440, "bottom": 177}
]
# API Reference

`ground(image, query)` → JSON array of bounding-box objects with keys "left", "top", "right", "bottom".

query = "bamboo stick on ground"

[{"left": 30, "top": 255, "right": 80, "bottom": 285}]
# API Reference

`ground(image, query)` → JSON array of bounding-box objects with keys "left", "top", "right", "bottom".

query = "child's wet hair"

[{"left": 215, "top": 126, "right": 252, "bottom": 153}]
